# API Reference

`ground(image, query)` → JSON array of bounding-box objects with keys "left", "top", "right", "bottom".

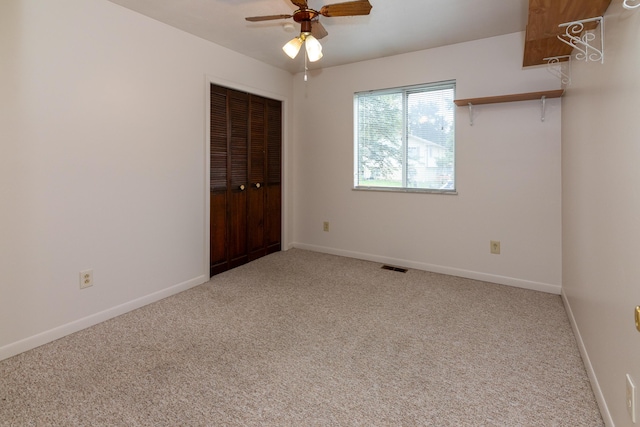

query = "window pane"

[
  {"left": 406, "top": 88, "right": 455, "bottom": 190},
  {"left": 355, "top": 81, "right": 455, "bottom": 192},
  {"left": 357, "top": 92, "right": 403, "bottom": 187}
]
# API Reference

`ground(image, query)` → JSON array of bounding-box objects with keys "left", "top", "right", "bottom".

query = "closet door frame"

[{"left": 204, "top": 76, "right": 287, "bottom": 279}]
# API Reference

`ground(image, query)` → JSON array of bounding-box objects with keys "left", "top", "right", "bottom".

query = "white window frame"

[{"left": 353, "top": 80, "right": 456, "bottom": 194}]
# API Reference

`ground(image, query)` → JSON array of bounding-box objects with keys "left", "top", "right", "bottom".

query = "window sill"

[{"left": 353, "top": 186, "right": 458, "bottom": 195}]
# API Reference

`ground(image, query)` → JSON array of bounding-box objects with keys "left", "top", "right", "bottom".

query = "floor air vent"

[{"left": 381, "top": 265, "right": 408, "bottom": 273}]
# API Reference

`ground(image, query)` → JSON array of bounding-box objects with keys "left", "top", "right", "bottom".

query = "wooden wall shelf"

[{"left": 453, "top": 89, "right": 564, "bottom": 107}]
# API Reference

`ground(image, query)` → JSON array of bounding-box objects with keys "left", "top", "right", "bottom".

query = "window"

[{"left": 354, "top": 80, "right": 455, "bottom": 192}]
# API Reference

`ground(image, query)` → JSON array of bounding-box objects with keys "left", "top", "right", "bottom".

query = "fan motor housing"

[{"left": 293, "top": 9, "right": 319, "bottom": 23}]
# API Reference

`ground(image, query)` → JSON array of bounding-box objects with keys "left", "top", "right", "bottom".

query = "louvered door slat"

[
  {"left": 267, "top": 100, "right": 282, "bottom": 185},
  {"left": 229, "top": 90, "right": 248, "bottom": 188},
  {"left": 250, "top": 96, "right": 266, "bottom": 184},
  {"left": 210, "top": 87, "right": 227, "bottom": 190}
]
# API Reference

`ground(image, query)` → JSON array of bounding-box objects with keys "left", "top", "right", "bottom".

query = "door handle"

[
  {"left": 253, "top": 182, "right": 262, "bottom": 189},
  {"left": 239, "top": 184, "right": 245, "bottom": 191}
]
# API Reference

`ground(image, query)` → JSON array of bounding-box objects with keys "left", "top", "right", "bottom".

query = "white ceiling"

[{"left": 107, "top": 0, "right": 529, "bottom": 74}]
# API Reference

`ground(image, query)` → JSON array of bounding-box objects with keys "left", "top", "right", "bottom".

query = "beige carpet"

[{"left": 0, "top": 249, "right": 603, "bottom": 426}]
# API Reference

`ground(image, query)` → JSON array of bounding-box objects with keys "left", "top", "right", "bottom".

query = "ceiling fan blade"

[
  {"left": 245, "top": 14, "right": 293, "bottom": 22},
  {"left": 290, "top": 0, "right": 308, "bottom": 8},
  {"left": 311, "top": 20, "right": 328, "bottom": 39},
  {"left": 320, "top": 0, "right": 372, "bottom": 17}
]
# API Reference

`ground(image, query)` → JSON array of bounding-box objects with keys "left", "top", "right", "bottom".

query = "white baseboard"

[
  {"left": 291, "top": 243, "right": 562, "bottom": 295},
  {"left": 0, "top": 274, "right": 208, "bottom": 362},
  {"left": 561, "top": 290, "right": 614, "bottom": 427}
]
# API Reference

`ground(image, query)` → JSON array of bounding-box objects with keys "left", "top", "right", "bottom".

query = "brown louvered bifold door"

[
  {"left": 265, "top": 98, "right": 282, "bottom": 254},
  {"left": 228, "top": 89, "right": 249, "bottom": 270},
  {"left": 209, "top": 85, "right": 228, "bottom": 273},
  {"left": 247, "top": 95, "right": 266, "bottom": 261},
  {"left": 209, "top": 84, "right": 281, "bottom": 276}
]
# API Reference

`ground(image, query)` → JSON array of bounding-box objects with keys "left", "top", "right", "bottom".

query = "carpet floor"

[{"left": 0, "top": 249, "right": 603, "bottom": 426}]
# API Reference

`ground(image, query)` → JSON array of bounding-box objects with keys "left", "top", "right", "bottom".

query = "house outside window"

[{"left": 354, "top": 80, "right": 455, "bottom": 192}]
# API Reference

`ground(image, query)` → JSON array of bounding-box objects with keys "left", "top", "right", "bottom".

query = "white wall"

[
  {"left": 0, "top": 0, "right": 293, "bottom": 359},
  {"left": 291, "top": 32, "right": 563, "bottom": 294},
  {"left": 562, "top": 2, "right": 640, "bottom": 426}
]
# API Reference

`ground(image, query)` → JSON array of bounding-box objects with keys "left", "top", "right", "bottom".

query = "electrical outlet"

[
  {"left": 628, "top": 374, "right": 637, "bottom": 423},
  {"left": 323, "top": 221, "right": 329, "bottom": 232},
  {"left": 79, "top": 269, "right": 93, "bottom": 289},
  {"left": 490, "top": 240, "right": 501, "bottom": 255}
]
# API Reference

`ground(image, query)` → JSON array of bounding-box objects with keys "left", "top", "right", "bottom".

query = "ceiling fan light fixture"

[
  {"left": 283, "top": 37, "right": 303, "bottom": 59},
  {"left": 246, "top": 0, "right": 373, "bottom": 65},
  {"left": 304, "top": 34, "right": 323, "bottom": 62}
]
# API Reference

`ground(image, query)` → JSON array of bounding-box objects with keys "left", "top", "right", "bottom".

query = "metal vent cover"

[{"left": 381, "top": 265, "right": 408, "bottom": 273}]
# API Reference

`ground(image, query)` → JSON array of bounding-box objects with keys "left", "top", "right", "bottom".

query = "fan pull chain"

[{"left": 304, "top": 48, "right": 308, "bottom": 82}]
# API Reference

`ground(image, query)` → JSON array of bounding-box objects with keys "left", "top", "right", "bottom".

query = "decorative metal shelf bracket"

[
  {"left": 544, "top": 55, "right": 572, "bottom": 87},
  {"left": 558, "top": 16, "right": 604, "bottom": 64},
  {"left": 623, "top": 0, "right": 640, "bottom": 10}
]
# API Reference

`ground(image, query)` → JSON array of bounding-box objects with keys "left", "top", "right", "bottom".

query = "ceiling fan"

[{"left": 245, "top": 0, "right": 373, "bottom": 62}]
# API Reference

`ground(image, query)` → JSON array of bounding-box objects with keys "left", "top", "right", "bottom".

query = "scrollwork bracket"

[
  {"left": 544, "top": 55, "right": 572, "bottom": 88},
  {"left": 557, "top": 17, "right": 604, "bottom": 64}
]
